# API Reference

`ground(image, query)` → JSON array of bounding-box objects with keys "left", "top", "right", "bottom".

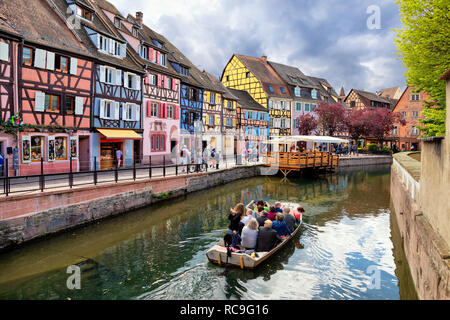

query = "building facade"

[{"left": 221, "top": 54, "right": 292, "bottom": 137}]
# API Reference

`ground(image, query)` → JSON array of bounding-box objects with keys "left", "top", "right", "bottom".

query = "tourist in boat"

[
  {"left": 241, "top": 219, "right": 259, "bottom": 250},
  {"left": 256, "top": 208, "right": 268, "bottom": 227},
  {"left": 228, "top": 203, "right": 244, "bottom": 232},
  {"left": 267, "top": 206, "right": 277, "bottom": 221},
  {"left": 282, "top": 207, "right": 296, "bottom": 233},
  {"left": 255, "top": 220, "right": 282, "bottom": 252},
  {"left": 274, "top": 202, "right": 283, "bottom": 213},
  {"left": 241, "top": 209, "right": 257, "bottom": 225},
  {"left": 272, "top": 213, "right": 292, "bottom": 237},
  {"left": 294, "top": 206, "right": 305, "bottom": 225}
]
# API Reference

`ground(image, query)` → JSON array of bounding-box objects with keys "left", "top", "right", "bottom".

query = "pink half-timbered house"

[
  {"left": 0, "top": 0, "right": 95, "bottom": 176},
  {"left": 97, "top": 2, "right": 182, "bottom": 164}
]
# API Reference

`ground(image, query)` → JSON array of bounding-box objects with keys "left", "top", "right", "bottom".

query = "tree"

[
  {"left": 366, "top": 108, "right": 405, "bottom": 146},
  {"left": 315, "top": 102, "right": 347, "bottom": 136},
  {"left": 346, "top": 109, "right": 372, "bottom": 142},
  {"left": 394, "top": 0, "right": 450, "bottom": 136},
  {"left": 296, "top": 113, "right": 318, "bottom": 135}
]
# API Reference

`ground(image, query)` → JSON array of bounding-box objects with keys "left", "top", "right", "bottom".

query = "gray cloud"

[{"left": 113, "top": 0, "right": 405, "bottom": 93}]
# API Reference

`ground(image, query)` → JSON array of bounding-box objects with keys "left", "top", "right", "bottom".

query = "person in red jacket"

[{"left": 267, "top": 206, "right": 277, "bottom": 221}]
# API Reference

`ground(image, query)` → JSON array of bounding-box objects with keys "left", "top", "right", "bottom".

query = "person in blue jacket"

[{"left": 272, "top": 213, "right": 292, "bottom": 237}]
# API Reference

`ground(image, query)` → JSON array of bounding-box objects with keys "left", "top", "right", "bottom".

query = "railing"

[
  {"left": 0, "top": 155, "right": 262, "bottom": 197},
  {"left": 263, "top": 151, "right": 339, "bottom": 170}
]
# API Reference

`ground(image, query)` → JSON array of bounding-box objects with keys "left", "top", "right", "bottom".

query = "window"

[
  {"left": 296, "top": 102, "right": 302, "bottom": 111},
  {"left": 101, "top": 100, "right": 115, "bottom": 119},
  {"left": 411, "top": 94, "right": 420, "bottom": 101},
  {"left": 246, "top": 72, "right": 250, "bottom": 78},
  {"left": 65, "top": 96, "right": 75, "bottom": 115},
  {"left": 280, "top": 101, "right": 286, "bottom": 110},
  {"left": 280, "top": 87, "right": 286, "bottom": 93},
  {"left": 311, "top": 90, "right": 317, "bottom": 99},
  {"left": 411, "top": 127, "right": 419, "bottom": 135},
  {"left": 151, "top": 103, "right": 159, "bottom": 117},
  {"left": 55, "top": 55, "right": 69, "bottom": 73},
  {"left": 268, "top": 86, "right": 274, "bottom": 93},
  {"left": 132, "top": 27, "right": 138, "bottom": 37},
  {"left": 402, "top": 111, "right": 407, "bottom": 119},
  {"left": 412, "top": 111, "right": 419, "bottom": 118},
  {"left": 226, "top": 75, "right": 229, "bottom": 81},
  {"left": 304, "top": 103, "right": 310, "bottom": 112},
  {"left": 350, "top": 101, "right": 356, "bottom": 108},
  {"left": 148, "top": 74, "right": 156, "bottom": 85},
  {"left": 151, "top": 135, "right": 166, "bottom": 152},
  {"left": 392, "top": 126, "right": 398, "bottom": 135},
  {"left": 294, "top": 87, "right": 301, "bottom": 97},
  {"left": 44, "top": 94, "right": 60, "bottom": 113},
  {"left": 105, "top": 67, "right": 114, "bottom": 84},
  {"left": 76, "top": 6, "right": 93, "bottom": 21},
  {"left": 160, "top": 53, "right": 166, "bottom": 66},
  {"left": 226, "top": 118, "right": 232, "bottom": 127},
  {"left": 55, "top": 137, "right": 67, "bottom": 160},
  {"left": 268, "top": 100, "right": 273, "bottom": 109},
  {"left": 281, "top": 118, "right": 286, "bottom": 128},
  {"left": 311, "top": 104, "right": 316, "bottom": 112},
  {"left": 210, "top": 93, "right": 215, "bottom": 104},
  {"left": 124, "top": 104, "right": 133, "bottom": 121},
  {"left": 128, "top": 74, "right": 134, "bottom": 89},
  {"left": 114, "top": 17, "right": 121, "bottom": 28},
  {"left": 140, "top": 45, "right": 148, "bottom": 60},
  {"left": 166, "top": 78, "right": 172, "bottom": 90},
  {"left": 167, "top": 105, "right": 174, "bottom": 119},
  {"left": 227, "top": 101, "right": 233, "bottom": 109},
  {"left": 180, "top": 66, "right": 189, "bottom": 77},
  {"left": 31, "top": 136, "right": 44, "bottom": 162},
  {"left": 209, "top": 115, "right": 215, "bottom": 125},
  {"left": 23, "top": 47, "right": 33, "bottom": 66}
]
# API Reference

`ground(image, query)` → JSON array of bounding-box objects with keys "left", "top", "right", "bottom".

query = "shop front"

[{"left": 95, "top": 129, "right": 142, "bottom": 170}]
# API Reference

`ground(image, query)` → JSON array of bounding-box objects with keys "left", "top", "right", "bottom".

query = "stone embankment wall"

[
  {"left": 338, "top": 155, "right": 392, "bottom": 167},
  {"left": 0, "top": 165, "right": 261, "bottom": 250},
  {"left": 391, "top": 152, "right": 449, "bottom": 299}
]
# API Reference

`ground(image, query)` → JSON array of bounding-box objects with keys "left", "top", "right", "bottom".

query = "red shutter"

[
  {"left": 172, "top": 78, "right": 176, "bottom": 91},
  {"left": 175, "top": 106, "right": 179, "bottom": 119},
  {"left": 163, "top": 103, "right": 167, "bottom": 118},
  {"left": 144, "top": 74, "right": 149, "bottom": 85},
  {"left": 156, "top": 51, "right": 160, "bottom": 64},
  {"left": 147, "top": 100, "right": 151, "bottom": 117},
  {"left": 148, "top": 47, "right": 153, "bottom": 61},
  {"left": 158, "top": 103, "right": 162, "bottom": 118}
]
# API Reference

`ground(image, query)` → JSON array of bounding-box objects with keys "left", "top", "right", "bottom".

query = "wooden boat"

[{"left": 206, "top": 220, "right": 302, "bottom": 269}]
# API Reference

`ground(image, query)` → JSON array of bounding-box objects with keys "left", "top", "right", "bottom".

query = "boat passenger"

[
  {"left": 228, "top": 203, "right": 244, "bottom": 232},
  {"left": 282, "top": 207, "right": 296, "bottom": 232},
  {"left": 255, "top": 220, "right": 282, "bottom": 252},
  {"left": 267, "top": 206, "right": 277, "bottom": 221},
  {"left": 241, "top": 219, "right": 259, "bottom": 250},
  {"left": 294, "top": 206, "right": 305, "bottom": 225},
  {"left": 256, "top": 208, "right": 268, "bottom": 227},
  {"left": 241, "top": 209, "right": 256, "bottom": 226},
  {"left": 272, "top": 213, "right": 292, "bottom": 237},
  {"left": 274, "top": 202, "right": 283, "bottom": 213}
]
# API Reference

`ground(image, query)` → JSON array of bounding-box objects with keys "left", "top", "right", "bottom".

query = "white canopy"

[{"left": 268, "top": 135, "right": 349, "bottom": 144}]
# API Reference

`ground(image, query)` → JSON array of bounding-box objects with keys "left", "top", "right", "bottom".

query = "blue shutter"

[
  {"left": 265, "top": 113, "right": 269, "bottom": 122},
  {"left": 256, "top": 127, "right": 260, "bottom": 136},
  {"left": 245, "top": 111, "right": 249, "bottom": 119},
  {"left": 245, "top": 127, "right": 248, "bottom": 135}
]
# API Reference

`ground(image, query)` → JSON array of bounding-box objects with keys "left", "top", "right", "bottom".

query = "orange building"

[{"left": 389, "top": 87, "right": 428, "bottom": 151}]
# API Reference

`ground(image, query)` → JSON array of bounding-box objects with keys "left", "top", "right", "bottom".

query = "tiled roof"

[
  {"left": 235, "top": 54, "right": 291, "bottom": 99},
  {"left": 227, "top": 88, "right": 267, "bottom": 112},
  {"left": 0, "top": 0, "right": 91, "bottom": 57},
  {"left": 377, "top": 86, "right": 401, "bottom": 99},
  {"left": 268, "top": 61, "right": 317, "bottom": 90},
  {"left": 51, "top": 0, "right": 142, "bottom": 72},
  {"left": 355, "top": 89, "right": 392, "bottom": 104}
]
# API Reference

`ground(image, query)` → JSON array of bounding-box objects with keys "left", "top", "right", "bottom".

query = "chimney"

[
  {"left": 261, "top": 55, "right": 267, "bottom": 63},
  {"left": 136, "top": 12, "right": 143, "bottom": 25}
]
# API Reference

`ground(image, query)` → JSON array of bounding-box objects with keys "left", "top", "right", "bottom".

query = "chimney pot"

[{"left": 261, "top": 55, "right": 267, "bottom": 63}]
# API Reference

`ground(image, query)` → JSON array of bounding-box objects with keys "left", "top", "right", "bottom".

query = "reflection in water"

[{"left": 0, "top": 164, "right": 417, "bottom": 300}]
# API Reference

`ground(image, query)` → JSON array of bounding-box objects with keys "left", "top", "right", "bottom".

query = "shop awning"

[{"left": 97, "top": 129, "right": 142, "bottom": 140}]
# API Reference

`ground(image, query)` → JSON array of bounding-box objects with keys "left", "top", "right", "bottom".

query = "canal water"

[{"left": 0, "top": 165, "right": 418, "bottom": 300}]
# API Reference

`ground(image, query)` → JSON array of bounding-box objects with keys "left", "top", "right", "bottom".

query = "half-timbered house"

[
  {"left": 221, "top": 54, "right": 292, "bottom": 137},
  {"left": 268, "top": 62, "right": 323, "bottom": 134},
  {"left": 201, "top": 71, "right": 238, "bottom": 159},
  {"left": 93, "top": 5, "right": 182, "bottom": 165},
  {"left": 53, "top": 0, "right": 145, "bottom": 170},
  {"left": 0, "top": 21, "right": 21, "bottom": 175},
  {"left": 0, "top": 0, "right": 97, "bottom": 175},
  {"left": 227, "top": 88, "right": 269, "bottom": 156},
  {"left": 344, "top": 89, "right": 394, "bottom": 110}
]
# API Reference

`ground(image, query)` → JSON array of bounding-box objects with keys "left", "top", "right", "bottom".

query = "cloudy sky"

[{"left": 112, "top": 0, "right": 406, "bottom": 94}]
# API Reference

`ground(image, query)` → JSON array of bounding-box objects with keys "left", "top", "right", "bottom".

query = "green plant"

[{"left": 367, "top": 143, "right": 379, "bottom": 152}]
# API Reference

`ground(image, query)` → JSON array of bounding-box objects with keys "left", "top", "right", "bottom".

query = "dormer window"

[
  {"left": 311, "top": 89, "right": 317, "bottom": 99},
  {"left": 268, "top": 86, "right": 274, "bottom": 93},
  {"left": 159, "top": 53, "right": 166, "bottom": 67},
  {"left": 98, "top": 35, "right": 124, "bottom": 58},
  {"left": 152, "top": 39, "right": 163, "bottom": 49},
  {"left": 114, "top": 17, "right": 121, "bottom": 28},
  {"left": 294, "top": 87, "right": 301, "bottom": 97},
  {"left": 139, "top": 45, "right": 148, "bottom": 60},
  {"left": 132, "top": 27, "right": 139, "bottom": 37},
  {"left": 76, "top": 6, "right": 93, "bottom": 21},
  {"left": 280, "top": 87, "right": 286, "bottom": 93},
  {"left": 180, "top": 66, "right": 189, "bottom": 77}
]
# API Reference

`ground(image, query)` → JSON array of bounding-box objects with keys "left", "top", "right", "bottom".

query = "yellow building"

[{"left": 221, "top": 54, "right": 292, "bottom": 136}]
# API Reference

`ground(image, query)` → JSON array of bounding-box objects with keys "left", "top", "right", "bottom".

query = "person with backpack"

[{"left": 210, "top": 148, "right": 216, "bottom": 168}]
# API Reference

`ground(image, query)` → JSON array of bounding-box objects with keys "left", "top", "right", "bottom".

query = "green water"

[{"left": 0, "top": 165, "right": 417, "bottom": 300}]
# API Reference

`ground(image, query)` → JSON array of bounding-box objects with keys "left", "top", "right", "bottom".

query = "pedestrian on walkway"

[
  {"left": 116, "top": 149, "right": 122, "bottom": 168},
  {"left": 217, "top": 150, "right": 222, "bottom": 169},
  {"left": 210, "top": 148, "right": 216, "bottom": 168}
]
